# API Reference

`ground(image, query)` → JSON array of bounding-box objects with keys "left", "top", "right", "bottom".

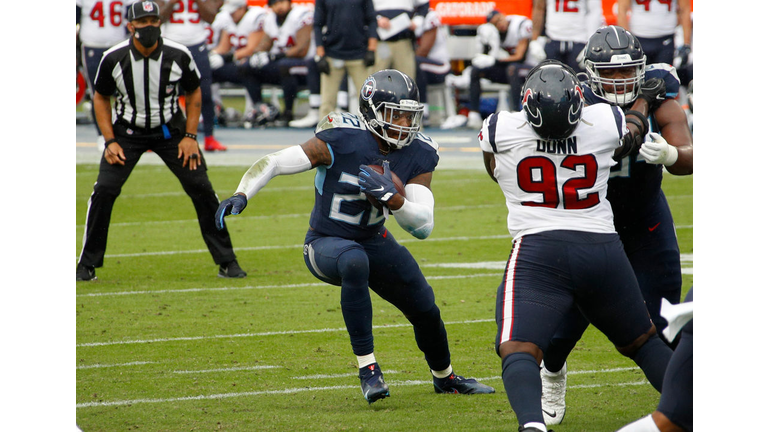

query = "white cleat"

[
  {"left": 540, "top": 362, "right": 567, "bottom": 425},
  {"left": 288, "top": 108, "right": 319, "bottom": 128},
  {"left": 466, "top": 111, "right": 483, "bottom": 129}
]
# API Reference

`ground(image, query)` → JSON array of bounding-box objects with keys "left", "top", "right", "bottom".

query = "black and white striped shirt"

[{"left": 94, "top": 37, "right": 201, "bottom": 130}]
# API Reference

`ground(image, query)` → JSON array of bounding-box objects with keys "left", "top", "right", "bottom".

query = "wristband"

[
  {"left": 104, "top": 138, "right": 117, "bottom": 146},
  {"left": 184, "top": 133, "right": 198, "bottom": 141}
]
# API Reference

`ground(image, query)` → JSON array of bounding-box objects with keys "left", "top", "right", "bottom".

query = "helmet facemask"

[
  {"left": 363, "top": 99, "right": 424, "bottom": 150},
  {"left": 586, "top": 54, "right": 646, "bottom": 106}
]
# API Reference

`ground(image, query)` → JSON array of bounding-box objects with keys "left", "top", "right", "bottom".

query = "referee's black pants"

[{"left": 79, "top": 131, "right": 237, "bottom": 268}]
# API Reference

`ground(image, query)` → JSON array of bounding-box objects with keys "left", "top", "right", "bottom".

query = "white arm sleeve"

[
  {"left": 391, "top": 183, "right": 434, "bottom": 239},
  {"left": 235, "top": 145, "right": 312, "bottom": 199}
]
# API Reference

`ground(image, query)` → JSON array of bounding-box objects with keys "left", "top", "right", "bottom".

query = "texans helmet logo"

[
  {"left": 568, "top": 86, "right": 584, "bottom": 125},
  {"left": 361, "top": 78, "right": 376, "bottom": 101},
  {"left": 522, "top": 88, "right": 543, "bottom": 127}
]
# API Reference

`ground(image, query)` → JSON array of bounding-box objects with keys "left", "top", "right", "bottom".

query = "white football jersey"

[
  {"left": 478, "top": 104, "right": 627, "bottom": 240},
  {"left": 544, "top": 0, "right": 604, "bottom": 43},
  {"left": 229, "top": 6, "right": 269, "bottom": 50},
  {"left": 416, "top": 10, "right": 450, "bottom": 74},
  {"left": 160, "top": 0, "right": 218, "bottom": 46},
  {"left": 502, "top": 15, "right": 533, "bottom": 52},
  {"left": 204, "top": 10, "right": 236, "bottom": 51},
  {"left": 263, "top": 5, "right": 315, "bottom": 60},
  {"left": 628, "top": 0, "right": 679, "bottom": 38},
  {"left": 77, "top": 0, "right": 129, "bottom": 47}
]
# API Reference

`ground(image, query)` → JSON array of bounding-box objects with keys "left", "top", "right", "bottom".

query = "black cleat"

[
  {"left": 433, "top": 373, "right": 495, "bottom": 394},
  {"left": 218, "top": 260, "right": 247, "bottom": 278},
  {"left": 359, "top": 363, "right": 390, "bottom": 404},
  {"left": 76, "top": 264, "right": 97, "bottom": 281}
]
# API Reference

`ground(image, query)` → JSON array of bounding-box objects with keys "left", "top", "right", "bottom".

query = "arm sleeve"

[
  {"left": 235, "top": 145, "right": 313, "bottom": 199},
  {"left": 391, "top": 183, "right": 434, "bottom": 239}
]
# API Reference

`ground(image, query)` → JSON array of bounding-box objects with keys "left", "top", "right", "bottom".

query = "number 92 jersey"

[
  {"left": 309, "top": 111, "right": 439, "bottom": 241},
  {"left": 478, "top": 105, "right": 626, "bottom": 240}
]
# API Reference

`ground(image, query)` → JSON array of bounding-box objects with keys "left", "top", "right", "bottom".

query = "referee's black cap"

[{"left": 127, "top": 1, "right": 160, "bottom": 21}]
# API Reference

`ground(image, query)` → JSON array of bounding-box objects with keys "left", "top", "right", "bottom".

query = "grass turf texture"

[{"left": 76, "top": 164, "right": 693, "bottom": 431}]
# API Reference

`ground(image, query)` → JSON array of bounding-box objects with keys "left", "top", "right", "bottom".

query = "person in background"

[
  {"left": 372, "top": 0, "right": 429, "bottom": 82},
  {"left": 530, "top": 0, "right": 604, "bottom": 72},
  {"left": 617, "top": 0, "right": 692, "bottom": 66},
  {"left": 414, "top": 8, "right": 450, "bottom": 127}
]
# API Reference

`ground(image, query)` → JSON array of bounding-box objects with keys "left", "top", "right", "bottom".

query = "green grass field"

[{"left": 75, "top": 163, "right": 692, "bottom": 431}]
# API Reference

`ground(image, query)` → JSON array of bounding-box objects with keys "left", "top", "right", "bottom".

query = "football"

[{"left": 365, "top": 165, "right": 406, "bottom": 210}]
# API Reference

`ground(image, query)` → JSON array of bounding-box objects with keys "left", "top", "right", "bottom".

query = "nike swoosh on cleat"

[
  {"left": 648, "top": 222, "right": 661, "bottom": 232},
  {"left": 543, "top": 409, "right": 557, "bottom": 418}
]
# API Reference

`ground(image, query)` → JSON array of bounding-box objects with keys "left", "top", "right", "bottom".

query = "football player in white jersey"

[
  {"left": 617, "top": 0, "right": 692, "bottom": 66},
  {"left": 157, "top": 0, "right": 228, "bottom": 151},
  {"left": 77, "top": 0, "right": 130, "bottom": 150},
  {"left": 531, "top": 0, "right": 604, "bottom": 72},
  {"left": 414, "top": 9, "right": 449, "bottom": 126},
  {"left": 247, "top": 0, "right": 321, "bottom": 127},
  {"left": 478, "top": 61, "right": 672, "bottom": 432},
  {"left": 465, "top": 9, "right": 536, "bottom": 129}
]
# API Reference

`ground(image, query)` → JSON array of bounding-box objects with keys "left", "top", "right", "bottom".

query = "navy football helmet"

[
  {"left": 359, "top": 69, "right": 424, "bottom": 149},
  {"left": 522, "top": 60, "right": 584, "bottom": 140},
  {"left": 584, "top": 25, "right": 646, "bottom": 106}
]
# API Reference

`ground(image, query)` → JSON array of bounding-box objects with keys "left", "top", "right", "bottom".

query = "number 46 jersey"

[{"left": 478, "top": 104, "right": 627, "bottom": 240}]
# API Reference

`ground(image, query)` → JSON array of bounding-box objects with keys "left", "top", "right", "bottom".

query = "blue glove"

[
  {"left": 215, "top": 194, "right": 248, "bottom": 230},
  {"left": 358, "top": 161, "right": 398, "bottom": 203}
]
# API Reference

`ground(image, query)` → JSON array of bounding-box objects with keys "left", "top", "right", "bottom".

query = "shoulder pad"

[
  {"left": 646, "top": 63, "right": 681, "bottom": 98},
  {"left": 413, "top": 132, "right": 439, "bottom": 152},
  {"left": 315, "top": 111, "right": 367, "bottom": 133}
]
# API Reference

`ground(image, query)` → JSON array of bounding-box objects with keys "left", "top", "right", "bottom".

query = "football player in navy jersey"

[
  {"left": 538, "top": 26, "right": 694, "bottom": 426},
  {"left": 215, "top": 69, "right": 495, "bottom": 404}
]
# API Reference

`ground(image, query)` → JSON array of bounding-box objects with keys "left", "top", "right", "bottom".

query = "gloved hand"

[
  {"left": 358, "top": 161, "right": 398, "bottom": 204},
  {"left": 209, "top": 52, "right": 224, "bottom": 70},
  {"left": 249, "top": 51, "right": 271, "bottom": 68},
  {"left": 639, "top": 132, "right": 678, "bottom": 166},
  {"left": 215, "top": 194, "right": 248, "bottom": 230},
  {"left": 364, "top": 50, "right": 376, "bottom": 67},
  {"left": 471, "top": 53, "right": 496, "bottom": 69},
  {"left": 638, "top": 78, "right": 666, "bottom": 112},
  {"left": 673, "top": 44, "right": 691, "bottom": 69},
  {"left": 316, "top": 55, "right": 330, "bottom": 74},
  {"left": 270, "top": 52, "right": 286, "bottom": 63}
]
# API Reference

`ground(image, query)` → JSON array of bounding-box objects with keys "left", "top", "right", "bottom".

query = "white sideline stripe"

[
  {"left": 76, "top": 273, "right": 501, "bottom": 298},
  {"left": 173, "top": 365, "right": 281, "bottom": 374},
  {"left": 76, "top": 375, "right": 648, "bottom": 409},
  {"left": 77, "top": 361, "right": 154, "bottom": 370},
  {"left": 76, "top": 319, "right": 495, "bottom": 348}
]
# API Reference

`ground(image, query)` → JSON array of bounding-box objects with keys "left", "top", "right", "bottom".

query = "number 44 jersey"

[
  {"left": 309, "top": 111, "right": 439, "bottom": 241},
  {"left": 478, "top": 104, "right": 627, "bottom": 240}
]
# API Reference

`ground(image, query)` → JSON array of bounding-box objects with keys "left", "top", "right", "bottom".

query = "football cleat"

[
  {"left": 76, "top": 263, "right": 97, "bottom": 281},
  {"left": 359, "top": 363, "right": 390, "bottom": 404},
  {"left": 218, "top": 260, "right": 247, "bottom": 278},
  {"left": 204, "top": 136, "right": 227, "bottom": 152},
  {"left": 433, "top": 373, "right": 495, "bottom": 394},
  {"left": 466, "top": 111, "right": 483, "bottom": 129},
  {"left": 541, "top": 362, "right": 567, "bottom": 425},
  {"left": 288, "top": 108, "right": 319, "bottom": 128},
  {"left": 518, "top": 426, "right": 553, "bottom": 432}
]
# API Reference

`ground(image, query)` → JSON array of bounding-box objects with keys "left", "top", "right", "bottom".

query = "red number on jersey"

[
  {"left": 517, "top": 155, "right": 599, "bottom": 209},
  {"left": 169, "top": 0, "right": 201, "bottom": 24},
  {"left": 89, "top": 1, "right": 124, "bottom": 28},
  {"left": 555, "top": 0, "right": 579, "bottom": 13},
  {"left": 635, "top": 0, "right": 673, "bottom": 12}
]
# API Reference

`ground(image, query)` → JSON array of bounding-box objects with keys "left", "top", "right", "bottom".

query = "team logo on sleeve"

[{"left": 361, "top": 78, "right": 376, "bottom": 101}]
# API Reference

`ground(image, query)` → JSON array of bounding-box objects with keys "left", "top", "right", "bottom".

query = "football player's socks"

[
  {"left": 502, "top": 352, "right": 544, "bottom": 425},
  {"left": 431, "top": 365, "right": 453, "bottom": 379},
  {"left": 357, "top": 353, "right": 377, "bottom": 369},
  {"left": 630, "top": 334, "right": 673, "bottom": 392},
  {"left": 616, "top": 414, "right": 660, "bottom": 432}
]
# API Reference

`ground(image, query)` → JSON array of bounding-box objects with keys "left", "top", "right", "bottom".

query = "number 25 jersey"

[{"left": 478, "top": 104, "right": 626, "bottom": 240}]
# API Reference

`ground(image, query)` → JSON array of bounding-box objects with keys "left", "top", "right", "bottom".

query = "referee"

[{"left": 76, "top": 1, "right": 246, "bottom": 281}]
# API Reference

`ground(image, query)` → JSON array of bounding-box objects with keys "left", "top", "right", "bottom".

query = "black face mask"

[{"left": 134, "top": 25, "right": 161, "bottom": 48}]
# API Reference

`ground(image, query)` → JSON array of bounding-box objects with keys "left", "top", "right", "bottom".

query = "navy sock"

[
  {"left": 501, "top": 352, "right": 544, "bottom": 425},
  {"left": 631, "top": 334, "right": 673, "bottom": 392}
]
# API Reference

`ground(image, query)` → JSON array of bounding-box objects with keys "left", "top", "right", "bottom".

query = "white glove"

[
  {"left": 471, "top": 54, "right": 496, "bottom": 69},
  {"left": 209, "top": 52, "right": 224, "bottom": 70},
  {"left": 639, "top": 132, "right": 679, "bottom": 166},
  {"left": 249, "top": 51, "right": 270, "bottom": 69},
  {"left": 527, "top": 37, "right": 547, "bottom": 64}
]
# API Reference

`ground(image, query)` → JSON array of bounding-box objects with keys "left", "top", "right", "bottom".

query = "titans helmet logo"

[{"left": 361, "top": 78, "right": 376, "bottom": 101}]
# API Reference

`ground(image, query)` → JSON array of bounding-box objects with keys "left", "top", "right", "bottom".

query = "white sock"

[
  {"left": 431, "top": 365, "right": 453, "bottom": 379},
  {"left": 309, "top": 94, "right": 322, "bottom": 108},
  {"left": 357, "top": 353, "right": 377, "bottom": 369},
  {"left": 616, "top": 414, "right": 661, "bottom": 432},
  {"left": 522, "top": 422, "right": 547, "bottom": 432}
]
